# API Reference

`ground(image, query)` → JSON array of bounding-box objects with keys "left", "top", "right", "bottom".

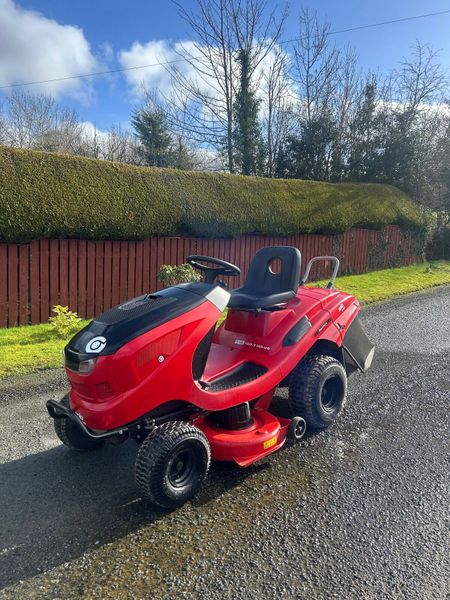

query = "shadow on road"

[
  {"left": 0, "top": 442, "right": 144, "bottom": 588},
  {"left": 0, "top": 429, "right": 281, "bottom": 589}
]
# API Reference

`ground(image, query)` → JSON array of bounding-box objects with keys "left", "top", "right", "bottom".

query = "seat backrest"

[{"left": 242, "top": 246, "right": 301, "bottom": 295}]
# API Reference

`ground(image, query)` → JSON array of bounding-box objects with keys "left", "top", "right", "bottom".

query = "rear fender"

[
  {"left": 279, "top": 339, "right": 345, "bottom": 387},
  {"left": 308, "top": 339, "right": 345, "bottom": 365}
]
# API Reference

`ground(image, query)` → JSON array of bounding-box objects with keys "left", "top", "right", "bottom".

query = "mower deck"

[{"left": 193, "top": 408, "right": 290, "bottom": 467}]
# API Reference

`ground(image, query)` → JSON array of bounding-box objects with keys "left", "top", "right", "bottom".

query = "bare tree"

[
  {"left": 0, "top": 102, "right": 7, "bottom": 145},
  {"left": 376, "top": 42, "right": 446, "bottom": 152},
  {"left": 412, "top": 105, "right": 449, "bottom": 204},
  {"left": 230, "top": 0, "right": 286, "bottom": 74},
  {"left": 165, "top": 0, "right": 238, "bottom": 171},
  {"left": 35, "top": 108, "right": 84, "bottom": 154},
  {"left": 285, "top": 9, "right": 342, "bottom": 180},
  {"left": 261, "top": 47, "right": 294, "bottom": 177},
  {"left": 101, "top": 125, "right": 141, "bottom": 164},
  {"left": 159, "top": 0, "right": 286, "bottom": 173},
  {"left": 330, "top": 47, "right": 360, "bottom": 180},
  {"left": 0, "top": 92, "right": 87, "bottom": 156},
  {"left": 397, "top": 42, "right": 446, "bottom": 116},
  {"left": 370, "top": 42, "right": 449, "bottom": 199},
  {"left": 102, "top": 125, "right": 127, "bottom": 162},
  {"left": 291, "top": 8, "right": 341, "bottom": 126},
  {"left": 3, "top": 91, "right": 56, "bottom": 148}
]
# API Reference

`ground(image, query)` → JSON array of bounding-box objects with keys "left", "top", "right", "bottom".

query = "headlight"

[{"left": 78, "top": 358, "right": 97, "bottom": 374}]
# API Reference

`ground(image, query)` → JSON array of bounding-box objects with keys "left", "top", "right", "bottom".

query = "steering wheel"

[{"left": 187, "top": 255, "right": 240, "bottom": 284}]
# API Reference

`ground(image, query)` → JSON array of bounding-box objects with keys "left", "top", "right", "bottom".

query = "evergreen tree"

[
  {"left": 348, "top": 81, "right": 381, "bottom": 181},
  {"left": 171, "top": 135, "right": 194, "bottom": 171},
  {"left": 276, "top": 114, "right": 336, "bottom": 180},
  {"left": 233, "top": 50, "right": 265, "bottom": 175},
  {"left": 437, "top": 122, "right": 450, "bottom": 214},
  {"left": 131, "top": 107, "right": 193, "bottom": 169},
  {"left": 379, "top": 111, "right": 417, "bottom": 192}
]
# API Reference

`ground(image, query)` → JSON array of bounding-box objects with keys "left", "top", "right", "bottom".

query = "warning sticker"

[{"left": 263, "top": 436, "right": 277, "bottom": 450}]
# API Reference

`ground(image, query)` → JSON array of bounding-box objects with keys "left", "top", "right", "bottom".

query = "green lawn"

[
  {"left": 0, "top": 320, "right": 89, "bottom": 380},
  {"left": 311, "top": 260, "right": 450, "bottom": 303},
  {"left": 0, "top": 261, "right": 449, "bottom": 380}
]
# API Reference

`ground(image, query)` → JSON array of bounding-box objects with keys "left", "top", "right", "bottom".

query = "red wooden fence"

[{"left": 0, "top": 225, "right": 419, "bottom": 328}]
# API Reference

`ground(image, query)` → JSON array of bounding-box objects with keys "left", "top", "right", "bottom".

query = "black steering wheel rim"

[{"left": 187, "top": 255, "right": 240, "bottom": 283}]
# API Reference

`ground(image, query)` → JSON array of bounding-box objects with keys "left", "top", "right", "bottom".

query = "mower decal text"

[
  {"left": 85, "top": 336, "right": 107, "bottom": 353},
  {"left": 314, "top": 319, "right": 331, "bottom": 336},
  {"left": 234, "top": 339, "right": 270, "bottom": 351},
  {"left": 263, "top": 436, "right": 277, "bottom": 449}
]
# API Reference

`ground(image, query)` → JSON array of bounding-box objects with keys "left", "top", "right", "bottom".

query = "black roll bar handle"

[{"left": 299, "top": 256, "right": 340, "bottom": 289}]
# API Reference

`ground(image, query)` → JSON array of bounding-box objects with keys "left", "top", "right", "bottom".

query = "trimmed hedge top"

[{"left": 0, "top": 146, "right": 426, "bottom": 243}]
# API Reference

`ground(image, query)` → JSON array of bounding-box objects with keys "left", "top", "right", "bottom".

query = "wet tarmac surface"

[{"left": 0, "top": 286, "right": 449, "bottom": 599}]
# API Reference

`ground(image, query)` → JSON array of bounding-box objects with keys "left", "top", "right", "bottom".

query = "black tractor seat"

[{"left": 228, "top": 246, "right": 301, "bottom": 310}]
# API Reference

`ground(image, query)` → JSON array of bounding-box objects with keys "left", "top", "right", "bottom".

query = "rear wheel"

[
  {"left": 289, "top": 354, "right": 347, "bottom": 429},
  {"left": 135, "top": 421, "right": 210, "bottom": 508},
  {"left": 54, "top": 417, "right": 104, "bottom": 451},
  {"left": 53, "top": 397, "right": 104, "bottom": 451}
]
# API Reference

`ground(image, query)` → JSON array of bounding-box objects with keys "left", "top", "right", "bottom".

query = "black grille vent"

[{"left": 96, "top": 295, "right": 175, "bottom": 325}]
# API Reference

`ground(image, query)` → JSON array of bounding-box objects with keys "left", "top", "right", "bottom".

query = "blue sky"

[{"left": 1, "top": 0, "right": 449, "bottom": 130}]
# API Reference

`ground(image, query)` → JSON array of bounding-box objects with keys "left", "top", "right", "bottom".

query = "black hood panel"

[{"left": 65, "top": 286, "right": 210, "bottom": 361}]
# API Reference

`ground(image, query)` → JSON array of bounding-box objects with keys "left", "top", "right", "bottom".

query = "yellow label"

[{"left": 263, "top": 436, "right": 277, "bottom": 450}]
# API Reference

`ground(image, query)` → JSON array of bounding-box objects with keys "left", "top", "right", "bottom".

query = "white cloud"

[
  {"left": 99, "top": 42, "right": 114, "bottom": 63},
  {"left": 376, "top": 99, "right": 450, "bottom": 118},
  {"left": 79, "top": 121, "right": 109, "bottom": 142},
  {"left": 118, "top": 38, "right": 297, "bottom": 106},
  {"left": 118, "top": 39, "right": 194, "bottom": 97},
  {"left": 0, "top": 0, "right": 100, "bottom": 100},
  {"left": 118, "top": 39, "right": 239, "bottom": 101}
]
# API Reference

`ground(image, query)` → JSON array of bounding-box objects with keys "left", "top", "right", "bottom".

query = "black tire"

[
  {"left": 289, "top": 354, "right": 347, "bottom": 429},
  {"left": 54, "top": 417, "right": 104, "bottom": 451},
  {"left": 135, "top": 421, "right": 211, "bottom": 509}
]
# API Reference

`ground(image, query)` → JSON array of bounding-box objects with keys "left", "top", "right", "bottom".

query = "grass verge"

[
  {"left": 0, "top": 261, "right": 448, "bottom": 380},
  {"left": 0, "top": 321, "right": 89, "bottom": 380},
  {"left": 312, "top": 260, "right": 450, "bottom": 304}
]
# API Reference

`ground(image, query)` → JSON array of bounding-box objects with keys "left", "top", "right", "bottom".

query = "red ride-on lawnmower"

[{"left": 47, "top": 247, "right": 374, "bottom": 508}]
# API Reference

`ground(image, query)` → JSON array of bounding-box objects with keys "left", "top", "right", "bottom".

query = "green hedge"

[{"left": 0, "top": 146, "right": 426, "bottom": 242}]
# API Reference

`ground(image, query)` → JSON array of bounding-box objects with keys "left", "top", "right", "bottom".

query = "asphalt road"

[{"left": 0, "top": 286, "right": 449, "bottom": 599}]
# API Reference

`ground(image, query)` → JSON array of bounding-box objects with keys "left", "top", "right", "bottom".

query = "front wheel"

[
  {"left": 289, "top": 354, "right": 347, "bottom": 429},
  {"left": 135, "top": 421, "right": 211, "bottom": 508}
]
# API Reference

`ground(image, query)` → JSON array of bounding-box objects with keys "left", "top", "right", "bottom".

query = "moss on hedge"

[{"left": 0, "top": 146, "right": 426, "bottom": 242}]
